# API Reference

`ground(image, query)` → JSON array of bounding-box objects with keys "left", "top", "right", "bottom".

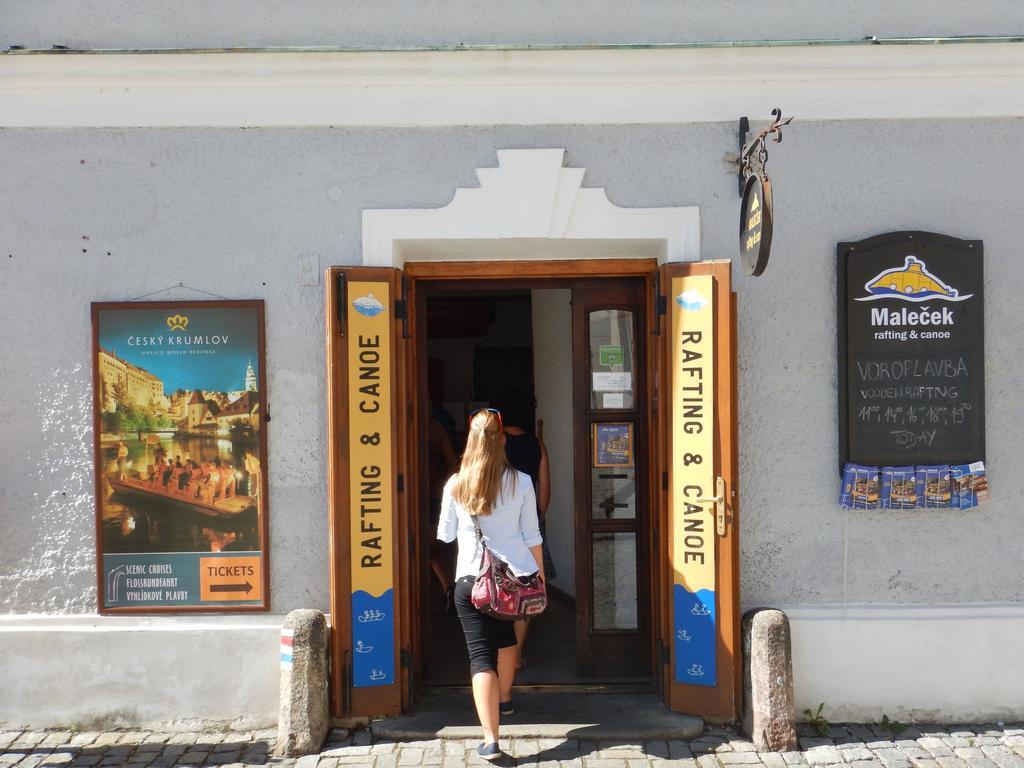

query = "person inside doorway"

[
  {"left": 436, "top": 408, "right": 544, "bottom": 761},
  {"left": 428, "top": 405, "right": 458, "bottom": 612},
  {"left": 493, "top": 387, "right": 554, "bottom": 670}
]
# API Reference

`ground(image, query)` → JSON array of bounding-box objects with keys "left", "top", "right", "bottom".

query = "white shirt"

[{"left": 436, "top": 470, "right": 543, "bottom": 579}]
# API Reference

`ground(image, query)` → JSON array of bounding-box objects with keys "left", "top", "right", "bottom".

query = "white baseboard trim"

[
  {"left": 2, "top": 605, "right": 1021, "bottom": 726},
  {"left": 761, "top": 604, "right": 1024, "bottom": 723},
  {"left": 0, "top": 615, "right": 285, "bottom": 730}
]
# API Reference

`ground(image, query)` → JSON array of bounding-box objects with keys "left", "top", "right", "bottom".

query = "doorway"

[
  {"left": 325, "top": 257, "right": 739, "bottom": 722},
  {"left": 415, "top": 275, "right": 653, "bottom": 689}
]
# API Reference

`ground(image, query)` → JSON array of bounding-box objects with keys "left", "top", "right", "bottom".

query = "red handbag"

[{"left": 470, "top": 515, "right": 547, "bottom": 621}]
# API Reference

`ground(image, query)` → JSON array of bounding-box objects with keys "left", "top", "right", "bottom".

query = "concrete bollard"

[
  {"left": 276, "top": 609, "right": 329, "bottom": 757},
  {"left": 742, "top": 608, "right": 798, "bottom": 752}
]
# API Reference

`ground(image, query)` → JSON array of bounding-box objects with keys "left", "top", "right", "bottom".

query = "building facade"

[
  {"left": 2, "top": 2, "right": 1024, "bottom": 731},
  {"left": 98, "top": 348, "right": 166, "bottom": 412}
]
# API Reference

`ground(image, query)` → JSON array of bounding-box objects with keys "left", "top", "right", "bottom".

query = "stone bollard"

[
  {"left": 742, "top": 608, "right": 798, "bottom": 752},
  {"left": 276, "top": 609, "right": 329, "bottom": 757}
]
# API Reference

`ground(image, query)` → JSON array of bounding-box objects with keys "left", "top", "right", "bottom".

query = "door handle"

[{"left": 695, "top": 476, "right": 728, "bottom": 537}]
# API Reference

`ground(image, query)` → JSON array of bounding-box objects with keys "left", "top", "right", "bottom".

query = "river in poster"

[{"left": 94, "top": 302, "right": 268, "bottom": 610}]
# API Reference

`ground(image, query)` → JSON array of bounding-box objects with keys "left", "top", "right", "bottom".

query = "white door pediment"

[{"left": 362, "top": 148, "right": 699, "bottom": 266}]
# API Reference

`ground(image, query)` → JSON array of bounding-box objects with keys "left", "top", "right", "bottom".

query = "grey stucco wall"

[
  {"left": 2, "top": 1, "right": 1023, "bottom": 50},
  {"left": 1, "top": 120, "right": 1021, "bottom": 615}
]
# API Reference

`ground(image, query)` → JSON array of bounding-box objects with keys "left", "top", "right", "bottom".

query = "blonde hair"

[{"left": 451, "top": 410, "right": 514, "bottom": 516}]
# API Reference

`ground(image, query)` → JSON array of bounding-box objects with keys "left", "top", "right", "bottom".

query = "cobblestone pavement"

[{"left": 2, "top": 723, "right": 1023, "bottom": 768}]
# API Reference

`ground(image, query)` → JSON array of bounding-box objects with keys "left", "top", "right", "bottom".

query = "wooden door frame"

[
  {"left": 325, "top": 266, "right": 406, "bottom": 719},
  {"left": 655, "top": 260, "right": 741, "bottom": 722},
  {"left": 326, "top": 257, "right": 740, "bottom": 718},
  {"left": 408, "top": 260, "right": 658, "bottom": 690},
  {"left": 570, "top": 277, "right": 653, "bottom": 678}
]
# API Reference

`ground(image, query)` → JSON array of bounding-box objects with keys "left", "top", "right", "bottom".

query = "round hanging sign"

[{"left": 739, "top": 172, "right": 773, "bottom": 276}]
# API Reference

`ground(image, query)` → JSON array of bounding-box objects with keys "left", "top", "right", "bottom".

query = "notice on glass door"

[{"left": 592, "top": 371, "right": 632, "bottom": 392}]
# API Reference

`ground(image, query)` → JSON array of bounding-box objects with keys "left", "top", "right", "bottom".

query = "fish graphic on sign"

[
  {"left": 856, "top": 256, "right": 972, "bottom": 303},
  {"left": 353, "top": 294, "right": 386, "bottom": 317}
]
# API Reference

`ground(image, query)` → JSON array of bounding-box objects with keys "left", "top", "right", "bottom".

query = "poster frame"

[
  {"left": 91, "top": 299, "right": 270, "bottom": 614},
  {"left": 592, "top": 421, "right": 635, "bottom": 468},
  {"left": 836, "top": 231, "right": 985, "bottom": 475}
]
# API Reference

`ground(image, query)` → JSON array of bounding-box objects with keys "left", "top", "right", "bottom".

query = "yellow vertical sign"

[
  {"left": 347, "top": 281, "right": 395, "bottom": 687},
  {"left": 670, "top": 275, "right": 717, "bottom": 686}
]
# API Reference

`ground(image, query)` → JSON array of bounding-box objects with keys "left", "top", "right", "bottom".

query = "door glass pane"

[
  {"left": 591, "top": 467, "right": 636, "bottom": 519},
  {"left": 592, "top": 532, "right": 638, "bottom": 630},
  {"left": 589, "top": 309, "right": 635, "bottom": 409}
]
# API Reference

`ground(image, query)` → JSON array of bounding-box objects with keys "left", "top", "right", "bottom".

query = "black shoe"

[
  {"left": 499, "top": 698, "right": 514, "bottom": 716},
  {"left": 476, "top": 742, "right": 502, "bottom": 761}
]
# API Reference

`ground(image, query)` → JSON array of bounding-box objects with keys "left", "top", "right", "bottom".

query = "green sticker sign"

[{"left": 599, "top": 345, "right": 624, "bottom": 367}]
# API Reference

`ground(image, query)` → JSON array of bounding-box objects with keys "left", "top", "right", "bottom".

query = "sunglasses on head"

[{"left": 469, "top": 407, "right": 503, "bottom": 431}]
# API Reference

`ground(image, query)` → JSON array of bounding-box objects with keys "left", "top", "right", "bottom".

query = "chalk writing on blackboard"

[{"left": 838, "top": 232, "right": 984, "bottom": 471}]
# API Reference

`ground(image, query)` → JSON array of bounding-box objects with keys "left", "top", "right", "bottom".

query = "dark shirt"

[{"left": 504, "top": 432, "right": 541, "bottom": 487}]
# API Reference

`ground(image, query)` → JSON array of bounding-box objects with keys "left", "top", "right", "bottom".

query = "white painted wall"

[
  {"left": 4, "top": 1, "right": 1021, "bottom": 49},
  {"left": 6, "top": 46, "right": 1024, "bottom": 129},
  {"left": 1, "top": 121, "right": 1023, "bottom": 724},
  {"left": 531, "top": 290, "right": 575, "bottom": 597}
]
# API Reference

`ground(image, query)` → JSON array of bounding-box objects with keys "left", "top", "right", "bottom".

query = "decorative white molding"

[
  {"left": 2, "top": 44, "right": 1024, "bottom": 128},
  {"left": 362, "top": 148, "right": 700, "bottom": 266}
]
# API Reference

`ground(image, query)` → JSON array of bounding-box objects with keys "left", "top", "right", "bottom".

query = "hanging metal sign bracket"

[
  {"left": 737, "top": 116, "right": 750, "bottom": 197},
  {"left": 738, "top": 108, "right": 793, "bottom": 276}
]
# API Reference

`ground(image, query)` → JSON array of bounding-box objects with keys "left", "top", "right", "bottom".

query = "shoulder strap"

[{"left": 470, "top": 513, "right": 490, "bottom": 571}]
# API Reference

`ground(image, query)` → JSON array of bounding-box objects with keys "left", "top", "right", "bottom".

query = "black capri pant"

[{"left": 454, "top": 575, "right": 517, "bottom": 675}]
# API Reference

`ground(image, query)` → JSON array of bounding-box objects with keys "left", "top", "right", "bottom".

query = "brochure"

[{"left": 839, "top": 463, "right": 880, "bottom": 510}]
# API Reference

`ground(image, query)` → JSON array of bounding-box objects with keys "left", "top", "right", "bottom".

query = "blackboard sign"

[{"left": 838, "top": 231, "right": 985, "bottom": 471}]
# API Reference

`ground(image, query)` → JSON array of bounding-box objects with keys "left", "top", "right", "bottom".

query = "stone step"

[{"left": 371, "top": 690, "right": 704, "bottom": 741}]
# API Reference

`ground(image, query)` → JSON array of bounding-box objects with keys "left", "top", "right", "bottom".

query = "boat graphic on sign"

[
  {"left": 856, "top": 256, "right": 972, "bottom": 303},
  {"left": 675, "top": 288, "right": 708, "bottom": 312},
  {"left": 353, "top": 294, "right": 386, "bottom": 317}
]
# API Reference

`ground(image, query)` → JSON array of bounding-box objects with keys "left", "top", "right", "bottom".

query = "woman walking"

[
  {"left": 494, "top": 388, "right": 554, "bottom": 671},
  {"left": 436, "top": 408, "right": 545, "bottom": 761}
]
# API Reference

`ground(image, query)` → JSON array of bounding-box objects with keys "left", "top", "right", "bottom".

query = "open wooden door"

[
  {"left": 653, "top": 260, "right": 740, "bottom": 722},
  {"left": 571, "top": 277, "right": 652, "bottom": 678},
  {"left": 326, "top": 266, "right": 415, "bottom": 718}
]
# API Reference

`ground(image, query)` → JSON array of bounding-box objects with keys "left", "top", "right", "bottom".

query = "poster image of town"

[
  {"left": 593, "top": 422, "right": 634, "bottom": 467},
  {"left": 92, "top": 301, "right": 269, "bottom": 612}
]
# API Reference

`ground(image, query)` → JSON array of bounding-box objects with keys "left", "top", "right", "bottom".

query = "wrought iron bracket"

[
  {"left": 737, "top": 116, "right": 749, "bottom": 197},
  {"left": 739, "top": 107, "right": 794, "bottom": 191}
]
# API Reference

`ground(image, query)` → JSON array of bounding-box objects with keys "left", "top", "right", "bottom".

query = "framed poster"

[
  {"left": 592, "top": 422, "right": 634, "bottom": 467},
  {"left": 92, "top": 301, "right": 270, "bottom": 613}
]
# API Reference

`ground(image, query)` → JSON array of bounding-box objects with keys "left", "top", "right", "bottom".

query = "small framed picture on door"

[{"left": 592, "top": 422, "right": 634, "bottom": 467}]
